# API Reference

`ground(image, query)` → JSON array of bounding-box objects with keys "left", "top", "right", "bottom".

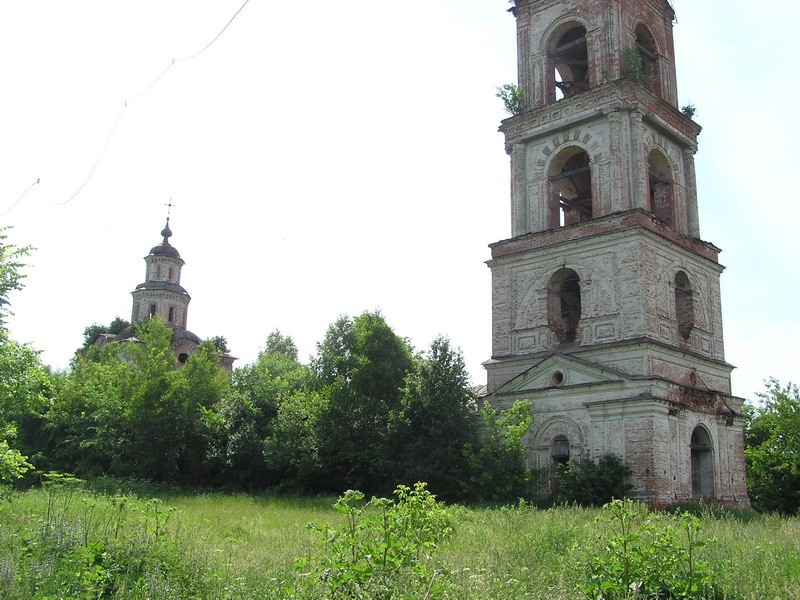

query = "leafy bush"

[
  {"left": 583, "top": 499, "right": 721, "bottom": 599},
  {"left": 294, "top": 482, "right": 452, "bottom": 598},
  {"left": 496, "top": 84, "right": 526, "bottom": 116},
  {"left": 745, "top": 379, "right": 800, "bottom": 515},
  {"left": 622, "top": 46, "right": 650, "bottom": 85},
  {"left": 557, "top": 453, "right": 631, "bottom": 506},
  {"left": 0, "top": 438, "right": 32, "bottom": 497},
  {"left": 465, "top": 400, "right": 534, "bottom": 502}
]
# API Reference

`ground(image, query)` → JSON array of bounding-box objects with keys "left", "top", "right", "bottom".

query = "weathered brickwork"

[{"left": 483, "top": 0, "right": 749, "bottom": 507}]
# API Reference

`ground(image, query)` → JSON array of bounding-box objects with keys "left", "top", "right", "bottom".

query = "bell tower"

[
  {"left": 131, "top": 219, "right": 190, "bottom": 329},
  {"left": 485, "top": 0, "right": 749, "bottom": 506}
]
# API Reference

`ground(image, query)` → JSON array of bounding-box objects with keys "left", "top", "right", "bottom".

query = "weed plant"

[{"left": 1, "top": 482, "right": 799, "bottom": 599}]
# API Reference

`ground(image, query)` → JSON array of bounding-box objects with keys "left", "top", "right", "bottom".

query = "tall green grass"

[{"left": 1, "top": 484, "right": 798, "bottom": 599}]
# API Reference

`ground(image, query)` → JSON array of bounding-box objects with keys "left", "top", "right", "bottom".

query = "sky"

[{"left": 1, "top": 0, "right": 797, "bottom": 403}]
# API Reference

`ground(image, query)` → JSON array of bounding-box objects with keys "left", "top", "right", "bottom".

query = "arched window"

[
  {"left": 549, "top": 147, "right": 592, "bottom": 227},
  {"left": 551, "top": 25, "right": 589, "bottom": 100},
  {"left": 690, "top": 426, "right": 714, "bottom": 500},
  {"left": 635, "top": 25, "right": 661, "bottom": 95},
  {"left": 548, "top": 268, "right": 581, "bottom": 344},
  {"left": 674, "top": 271, "right": 694, "bottom": 340},
  {"left": 648, "top": 149, "right": 674, "bottom": 226}
]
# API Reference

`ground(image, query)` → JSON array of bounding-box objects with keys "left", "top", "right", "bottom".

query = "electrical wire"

[
  {"left": 2, "top": 178, "right": 41, "bottom": 216},
  {"left": 53, "top": 0, "right": 252, "bottom": 207}
]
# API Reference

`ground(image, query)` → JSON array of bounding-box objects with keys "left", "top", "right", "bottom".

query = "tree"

[
  {"left": 262, "top": 329, "right": 299, "bottom": 360},
  {"left": 745, "top": 379, "right": 800, "bottom": 514},
  {"left": 80, "top": 316, "right": 130, "bottom": 350},
  {"left": 48, "top": 318, "right": 233, "bottom": 484},
  {"left": 165, "top": 340, "right": 232, "bottom": 484},
  {"left": 211, "top": 331, "right": 309, "bottom": 488},
  {"left": 207, "top": 335, "right": 229, "bottom": 354},
  {"left": 0, "top": 228, "right": 31, "bottom": 327},
  {"left": 312, "top": 311, "right": 415, "bottom": 493},
  {"left": 465, "top": 400, "right": 534, "bottom": 502},
  {"left": 46, "top": 342, "right": 135, "bottom": 476},
  {"left": 390, "top": 336, "right": 478, "bottom": 500},
  {"left": 0, "top": 229, "right": 51, "bottom": 482},
  {"left": 263, "top": 389, "right": 327, "bottom": 489}
]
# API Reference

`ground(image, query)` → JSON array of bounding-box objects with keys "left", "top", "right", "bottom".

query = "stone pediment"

[{"left": 494, "top": 354, "right": 627, "bottom": 395}]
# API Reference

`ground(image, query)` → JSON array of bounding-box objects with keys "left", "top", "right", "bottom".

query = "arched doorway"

[
  {"left": 690, "top": 426, "right": 714, "bottom": 500},
  {"left": 551, "top": 435, "right": 571, "bottom": 492}
]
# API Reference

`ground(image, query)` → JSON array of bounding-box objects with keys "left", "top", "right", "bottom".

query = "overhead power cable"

[
  {"left": 53, "top": 0, "right": 252, "bottom": 207},
  {"left": 3, "top": 178, "right": 41, "bottom": 216}
]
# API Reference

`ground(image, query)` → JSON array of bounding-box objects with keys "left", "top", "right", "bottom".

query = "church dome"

[{"left": 149, "top": 219, "right": 181, "bottom": 258}]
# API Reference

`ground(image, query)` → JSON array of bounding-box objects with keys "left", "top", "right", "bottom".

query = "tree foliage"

[
  {"left": 0, "top": 228, "right": 31, "bottom": 326},
  {"left": 465, "top": 400, "right": 534, "bottom": 502},
  {"left": 0, "top": 229, "right": 51, "bottom": 486},
  {"left": 312, "top": 311, "right": 415, "bottom": 493},
  {"left": 209, "top": 331, "right": 309, "bottom": 488},
  {"left": 48, "top": 319, "right": 232, "bottom": 483},
  {"left": 556, "top": 453, "right": 632, "bottom": 506},
  {"left": 81, "top": 316, "right": 130, "bottom": 350},
  {"left": 390, "top": 336, "right": 478, "bottom": 500},
  {"left": 496, "top": 83, "right": 526, "bottom": 116},
  {"left": 745, "top": 379, "right": 800, "bottom": 514}
]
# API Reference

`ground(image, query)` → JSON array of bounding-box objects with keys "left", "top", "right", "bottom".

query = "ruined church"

[
  {"left": 100, "top": 219, "right": 236, "bottom": 371},
  {"left": 483, "top": 0, "right": 749, "bottom": 507}
]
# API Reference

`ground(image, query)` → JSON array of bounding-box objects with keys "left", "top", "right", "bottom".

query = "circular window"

[{"left": 551, "top": 370, "right": 565, "bottom": 386}]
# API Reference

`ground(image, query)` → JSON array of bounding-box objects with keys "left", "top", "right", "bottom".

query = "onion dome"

[{"left": 150, "top": 218, "right": 181, "bottom": 258}]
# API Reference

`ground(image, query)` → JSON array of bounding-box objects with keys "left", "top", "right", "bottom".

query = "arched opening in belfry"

[
  {"left": 674, "top": 271, "right": 694, "bottom": 340},
  {"left": 549, "top": 147, "right": 592, "bottom": 227},
  {"left": 635, "top": 24, "right": 661, "bottom": 96},
  {"left": 691, "top": 426, "right": 714, "bottom": 500},
  {"left": 551, "top": 25, "right": 589, "bottom": 101},
  {"left": 550, "top": 435, "right": 571, "bottom": 491},
  {"left": 648, "top": 149, "right": 674, "bottom": 226},
  {"left": 547, "top": 268, "right": 581, "bottom": 344}
]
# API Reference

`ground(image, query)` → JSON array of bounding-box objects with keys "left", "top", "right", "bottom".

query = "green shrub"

[
  {"left": 465, "top": 400, "right": 535, "bottom": 502},
  {"left": 583, "top": 499, "right": 721, "bottom": 599},
  {"left": 557, "top": 453, "right": 631, "bottom": 507},
  {"left": 293, "top": 482, "right": 452, "bottom": 598},
  {"left": 496, "top": 84, "right": 526, "bottom": 116},
  {"left": 622, "top": 46, "right": 650, "bottom": 85}
]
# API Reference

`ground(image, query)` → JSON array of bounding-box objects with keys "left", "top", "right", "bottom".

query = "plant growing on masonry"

[
  {"left": 496, "top": 83, "right": 526, "bottom": 116},
  {"left": 681, "top": 104, "right": 697, "bottom": 118},
  {"left": 622, "top": 46, "right": 650, "bottom": 85}
]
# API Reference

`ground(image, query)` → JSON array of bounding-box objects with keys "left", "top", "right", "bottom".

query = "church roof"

[
  {"left": 134, "top": 280, "right": 190, "bottom": 296},
  {"left": 149, "top": 219, "right": 181, "bottom": 258}
]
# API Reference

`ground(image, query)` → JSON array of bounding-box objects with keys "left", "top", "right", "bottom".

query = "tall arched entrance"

[{"left": 691, "top": 426, "right": 714, "bottom": 500}]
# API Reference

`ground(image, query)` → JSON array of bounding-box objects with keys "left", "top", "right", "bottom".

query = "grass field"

[{"left": 1, "top": 482, "right": 798, "bottom": 599}]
